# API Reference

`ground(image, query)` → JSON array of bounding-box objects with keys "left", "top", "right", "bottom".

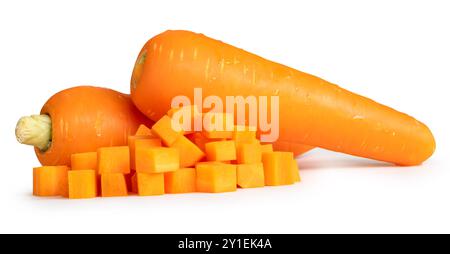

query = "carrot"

[
  {"left": 164, "top": 168, "right": 196, "bottom": 194},
  {"left": 68, "top": 170, "right": 97, "bottom": 199},
  {"left": 196, "top": 162, "right": 237, "bottom": 193},
  {"left": 70, "top": 152, "right": 98, "bottom": 171},
  {"left": 135, "top": 172, "right": 165, "bottom": 196},
  {"left": 97, "top": 146, "right": 130, "bottom": 174},
  {"left": 236, "top": 163, "right": 265, "bottom": 188},
  {"left": 101, "top": 173, "right": 128, "bottom": 197},
  {"left": 16, "top": 86, "right": 153, "bottom": 166},
  {"left": 204, "top": 140, "right": 236, "bottom": 162},
  {"left": 33, "top": 166, "right": 69, "bottom": 197},
  {"left": 130, "top": 30, "right": 435, "bottom": 165}
]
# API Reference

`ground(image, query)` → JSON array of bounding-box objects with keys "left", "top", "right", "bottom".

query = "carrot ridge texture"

[{"left": 131, "top": 30, "right": 435, "bottom": 165}]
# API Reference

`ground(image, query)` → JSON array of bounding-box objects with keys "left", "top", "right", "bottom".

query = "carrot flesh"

[
  {"left": 131, "top": 30, "right": 435, "bottom": 165},
  {"left": 68, "top": 170, "right": 97, "bottom": 199},
  {"left": 33, "top": 166, "right": 69, "bottom": 197}
]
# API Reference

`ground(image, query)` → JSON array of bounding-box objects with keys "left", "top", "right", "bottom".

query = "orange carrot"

[
  {"left": 16, "top": 86, "right": 153, "bottom": 166},
  {"left": 164, "top": 168, "right": 196, "bottom": 194},
  {"left": 33, "top": 166, "right": 69, "bottom": 197},
  {"left": 97, "top": 146, "right": 130, "bottom": 174},
  {"left": 101, "top": 173, "right": 128, "bottom": 197},
  {"left": 70, "top": 152, "right": 97, "bottom": 171},
  {"left": 68, "top": 170, "right": 97, "bottom": 199},
  {"left": 131, "top": 30, "right": 435, "bottom": 165}
]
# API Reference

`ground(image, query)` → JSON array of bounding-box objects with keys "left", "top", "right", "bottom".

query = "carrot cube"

[
  {"left": 33, "top": 166, "right": 69, "bottom": 197},
  {"left": 236, "top": 143, "right": 262, "bottom": 164},
  {"left": 136, "top": 173, "right": 165, "bottom": 196},
  {"left": 135, "top": 124, "right": 153, "bottom": 136},
  {"left": 97, "top": 146, "right": 130, "bottom": 174},
  {"left": 262, "top": 152, "right": 296, "bottom": 186},
  {"left": 151, "top": 115, "right": 184, "bottom": 146},
  {"left": 135, "top": 147, "right": 179, "bottom": 173},
  {"left": 260, "top": 144, "right": 274, "bottom": 154},
  {"left": 205, "top": 141, "right": 236, "bottom": 161},
  {"left": 232, "top": 125, "right": 257, "bottom": 144},
  {"left": 196, "top": 162, "right": 237, "bottom": 193},
  {"left": 290, "top": 159, "right": 301, "bottom": 182},
  {"left": 202, "top": 113, "right": 234, "bottom": 139},
  {"left": 164, "top": 168, "right": 196, "bottom": 194},
  {"left": 128, "top": 135, "right": 161, "bottom": 169},
  {"left": 71, "top": 152, "right": 97, "bottom": 171},
  {"left": 67, "top": 170, "right": 97, "bottom": 199},
  {"left": 101, "top": 173, "right": 128, "bottom": 197},
  {"left": 237, "top": 163, "right": 265, "bottom": 188},
  {"left": 167, "top": 105, "right": 201, "bottom": 134},
  {"left": 171, "top": 136, "right": 205, "bottom": 167}
]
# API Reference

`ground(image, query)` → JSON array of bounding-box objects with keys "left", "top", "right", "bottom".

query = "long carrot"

[
  {"left": 130, "top": 30, "right": 435, "bottom": 165},
  {"left": 16, "top": 86, "right": 153, "bottom": 166}
]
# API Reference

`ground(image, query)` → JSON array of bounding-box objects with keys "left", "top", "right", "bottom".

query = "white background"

[{"left": 1, "top": 0, "right": 449, "bottom": 233}]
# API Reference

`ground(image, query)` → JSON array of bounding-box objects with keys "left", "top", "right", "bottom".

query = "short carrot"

[{"left": 130, "top": 30, "right": 435, "bottom": 165}]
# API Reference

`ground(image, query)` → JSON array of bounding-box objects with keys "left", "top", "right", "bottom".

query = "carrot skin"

[{"left": 131, "top": 30, "right": 435, "bottom": 165}]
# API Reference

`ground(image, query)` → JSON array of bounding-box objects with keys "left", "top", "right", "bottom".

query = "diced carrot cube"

[
  {"left": 68, "top": 170, "right": 97, "bottom": 199},
  {"left": 260, "top": 144, "right": 274, "bottom": 154},
  {"left": 232, "top": 125, "right": 258, "bottom": 145},
  {"left": 171, "top": 136, "right": 205, "bottom": 167},
  {"left": 237, "top": 163, "right": 265, "bottom": 188},
  {"left": 136, "top": 172, "right": 165, "bottom": 196},
  {"left": 236, "top": 143, "right": 262, "bottom": 164},
  {"left": 101, "top": 173, "right": 128, "bottom": 197},
  {"left": 71, "top": 152, "right": 97, "bottom": 171},
  {"left": 167, "top": 105, "right": 201, "bottom": 134},
  {"left": 262, "top": 152, "right": 296, "bottom": 186},
  {"left": 164, "top": 168, "right": 196, "bottom": 194},
  {"left": 196, "top": 162, "right": 237, "bottom": 193},
  {"left": 33, "top": 166, "right": 69, "bottom": 197},
  {"left": 128, "top": 135, "right": 162, "bottom": 169},
  {"left": 97, "top": 146, "right": 130, "bottom": 174},
  {"left": 135, "top": 147, "right": 179, "bottom": 173},
  {"left": 135, "top": 124, "right": 153, "bottom": 136},
  {"left": 290, "top": 159, "right": 301, "bottom": 182},
  {"left": 202, "top": 113, "right": 234, "bottom": 139},
  {"left": 205, "top": 140, "right": 236, "bottom": 162},
  {"left": 151, "top": 115, "right": 184, "bottom": 146}
]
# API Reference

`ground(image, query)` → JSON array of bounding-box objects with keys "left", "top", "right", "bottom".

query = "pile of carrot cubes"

[{"left": 33, "top": 106, "right": 300, "bottom": 199}]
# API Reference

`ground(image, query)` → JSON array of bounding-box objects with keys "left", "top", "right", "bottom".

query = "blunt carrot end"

[{"left": 15, "top": 114, "right": 52, "bottom": 151}]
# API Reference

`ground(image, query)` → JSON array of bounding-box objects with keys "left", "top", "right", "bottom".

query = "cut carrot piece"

[
  {"left": 33, "top": 166, "right": 69, "bottom": 197},
  {"left": 236, "top": 143, "right": 262, "bottom": 164},
  {"left": 68, "top": 170, "right": 97, "bottom": 199},
  {"left": 135, "top": 124, "right": 153, "bottom": 136},
  {"left": 262, "top": 152, "right": 295, "bottom": 186},
  {"left": 290, "top": 160, "right": 301, "bottom": 182},
  {"left": 164, "top": 168, "right": 196, "bottom": 194},
  {"left": 167, "top": 105, "right": 201, "bottom": 134},
  {"left": 131, "top": 173, "right": 138, "bottom": 193},
  {"left": 196, "top": 162, "right": 237, "bottom": 193},
  {"left": 171, "top": 136, "right": 205, "bottom": 167},
  {"left": 151, "top": 115, "right": 183, "bottom": 146},
  {"left": 128, "top": 136, "right": 162, "bottom": 169},
  {"left": 260, "top": 144, "right": 274, "bottom": 154},
  {"left": 70, "top": 152, "right": 97, "bottom": 171},
  {"left": 97, "top": 146, "right": 130, "bottom": 174},
  {"left": 135, "top": 147, "right": 179, "bottom": 173},
  {"left": 205, "top": 140, "right": 236, "bottom": 161},
  {"left": 136, "top": 173, "right": 165, "bottom": 196},
  {"left": 101, "top": 173, "right": 128, "bottom": 197},
  {"left": 237, "top": 163, "right": 265, "bottom": 188},
  {"left": 233, "top": 125, "right": 258, "bottom": 144},
  {"left": 202, "top": 113, "right": 234, "bottom": 139}
]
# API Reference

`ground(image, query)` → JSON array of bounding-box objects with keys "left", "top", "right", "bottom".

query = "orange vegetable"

[
  {"left": 236, "top": 143, "right": 262, "bottom": 164},
  {"left": 171, "top": 136, "right": 205, "bottom": 167},
  {"left": 151, "top": 115, "right": 184, "bottom": 146},
  {"left": 17, "top": 86, "right": 152, "bottom": 166},
  {"left": 135, "top": 172, "right": 165, "bottom": 196},
  {"left": 167, "top": 105, "right": 202, "bottom": 134},
  {"left": 262, "top": 152, "right": 296, "bottom": 186},
  {"left": 128, "top": 136, "right": 161, "bottom": 169},
  {"left": 196, "top": 162, "right": 237, "bottom": 193},
  {"left": 33, "top": 166, "right": 69, "bottom": 197},
  {"left": 70, "top": 152, "right": 97, "bottom": 171},
  {"left": 101, "top": 173, "right": 128, "bottom": 197},
  {"left": 135, "top": 147, "right": 179, "bottom": 173},
  {"left": 135, "top": 124, "right": 153, "bottom": 136},
  {"left": 67, "top": 170, "right": 97, "bottom": 199},
  {"left": 272, "top": 141, "right": 314, "bottom": 157},
  {"left": 98, "top": 146, "right": 130, "bottom": 174},
  {"left": 205, "top": 140, "right": 236, "bottom": 161},
  {"left": 164, "top": 168, "right": 196, "bottom": 194},
  {"left": 290, "top": 160, "right": 301, "bottom": 182},
  {"left": 260, "top": 144, "right": 274, "bottom": 154},
  {"left": 202, "top": 113, "right": 234, "bottom": 139},
  {"left": 236, "top": 163, "right": 265, "bottom": 188},
  {"left": 131, "top": 30, "right": 435, "bottom": 165}
]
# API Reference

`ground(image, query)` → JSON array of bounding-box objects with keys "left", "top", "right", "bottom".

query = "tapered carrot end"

[{"left": 398, "top": 122, "right": 436, "bottom": 166}]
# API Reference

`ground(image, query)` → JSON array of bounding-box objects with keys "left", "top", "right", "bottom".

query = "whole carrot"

[
  {"left": 16, "top": 86, "right": 153, "bottom": 166},
  {"left": 131, "top": 30, "right": 435, "bottom": 165}
]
